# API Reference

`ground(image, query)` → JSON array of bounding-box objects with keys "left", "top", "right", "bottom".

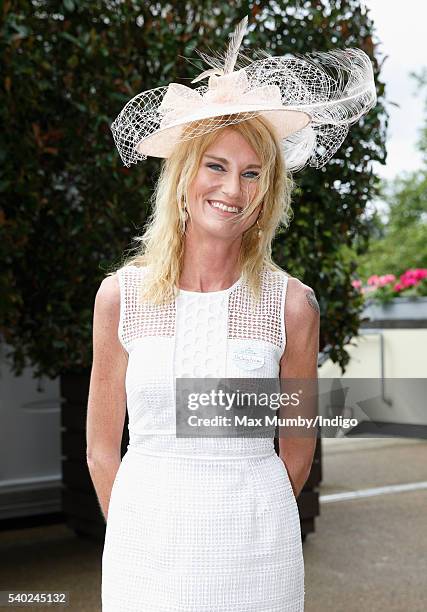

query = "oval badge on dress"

[{"left": 232, "top": 347, "right": 265, "bottom": 371}]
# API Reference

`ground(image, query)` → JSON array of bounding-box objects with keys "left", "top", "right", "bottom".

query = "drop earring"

[
  {"left": 256, "top": 218, "right": 263, "bottom": 238},
  {"left": 180, "top": 200, "right": 189, "bottom": 234}
]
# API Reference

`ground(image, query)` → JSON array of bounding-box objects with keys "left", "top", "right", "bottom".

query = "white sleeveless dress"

[{"left": 101, "top": 264, "right": 304, "bottom": 611}]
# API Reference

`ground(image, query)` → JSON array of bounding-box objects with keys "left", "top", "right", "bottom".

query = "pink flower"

[
  {"left": 367, "top": 275, "right": 380, "bottom": 286},
  {"left": 362, "top": 268, "right": 426, "bottom": 296},
  {"left": 377, "top": 274, "right": 396, "bottom": 287},
  {"left": 401, "top": 276, "right": 418, "bottom": 288},
  {"left": 393, "top": 268, "right": 427, "bottom": 290},
  {"left": 401, "top": 268, "right": 427, "bottom": 282},
  {"left": 413, "top": 269, "right": 427, "bottom": 280},
  {"left": 351, "top": 279, "right": 362, "bottom": 290}
]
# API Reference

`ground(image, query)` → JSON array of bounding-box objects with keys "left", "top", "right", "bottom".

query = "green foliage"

[
  {"left": 0, "top": 0, "right": 387, "bottom": 378},
  {"left": 347, "top": 68, "right": 427, "bottom": 285},
  {"left": 350, "top": 169, "right": 427, "bottom": 279}
]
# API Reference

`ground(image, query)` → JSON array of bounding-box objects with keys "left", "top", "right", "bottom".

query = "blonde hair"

[{"left": 111, "top": 114, "right": 295, "bottom": 304}]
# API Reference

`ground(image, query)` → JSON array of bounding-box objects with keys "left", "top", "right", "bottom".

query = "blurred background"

[{"left": 0, "top": 1, "right": 426, "bottom": 610}]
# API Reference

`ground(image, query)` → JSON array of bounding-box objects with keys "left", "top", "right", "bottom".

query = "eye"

[
  {"left": 206, "top": 163, "right": 224, "bottom": 172},
  {"left": 206, "top": 164, "right": 259, "bottom": 179}
]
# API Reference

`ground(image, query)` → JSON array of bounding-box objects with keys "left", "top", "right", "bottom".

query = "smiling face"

[{"left": 186, "top": 128, "right": 263, "bottom": 240}]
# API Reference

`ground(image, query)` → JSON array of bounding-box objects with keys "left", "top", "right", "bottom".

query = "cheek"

[
  {"left": 242, "top": 181, "right": 259, "bottom": 205},
  {"left": 189, "top": 171, "right": 212, "bottom": 200}
]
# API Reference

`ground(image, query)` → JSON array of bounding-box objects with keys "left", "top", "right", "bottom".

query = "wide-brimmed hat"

[{"left": 111, "top": 15, "right": 377, "bottom": 172}]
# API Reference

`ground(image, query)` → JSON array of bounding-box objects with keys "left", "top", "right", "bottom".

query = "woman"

[{"left": 86, "top": 16, "right": 376, "bottom": 611}]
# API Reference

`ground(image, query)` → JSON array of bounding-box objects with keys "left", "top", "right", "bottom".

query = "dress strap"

[
  {"left": 116, "top": 265, "right": 140, "bottom": 353},
  {"left": 279, "top": 271, "right": 289, "bottom": 356}
]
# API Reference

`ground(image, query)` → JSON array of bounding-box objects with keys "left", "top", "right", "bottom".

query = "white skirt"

[{"left": 102, "top": 448, "right": 304, "bottom": 611}]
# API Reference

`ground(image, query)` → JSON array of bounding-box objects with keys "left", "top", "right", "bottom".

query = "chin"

[{"left": 192, "top": 220, "right": 238, "bottom": 240}]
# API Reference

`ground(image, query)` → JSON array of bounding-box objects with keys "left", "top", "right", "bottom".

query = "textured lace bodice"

[{"left": 117, "top": 265, "right": 289, "bottom": 458}]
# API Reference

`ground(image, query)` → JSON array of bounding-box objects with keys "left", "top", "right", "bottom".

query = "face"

[{"left": 186, "top": 128, "right": 263, "bottom": 240}]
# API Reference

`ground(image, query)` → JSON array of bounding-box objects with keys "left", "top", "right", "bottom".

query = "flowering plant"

[{"left": 351, "top": 268, "right": 427, "bottom": 304}]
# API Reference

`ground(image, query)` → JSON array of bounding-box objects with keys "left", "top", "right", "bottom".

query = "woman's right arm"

[{"left": 86, "top": 273, "right": 128, "bottom": 522}]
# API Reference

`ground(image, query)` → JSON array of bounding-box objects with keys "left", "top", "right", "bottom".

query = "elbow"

[
  {"left": 86, "top": 449, "right": 98, "bottom": 472},
  {"left": 86, "top": 443, "right": 99, "bottom": 466},
  {"left": 86, "top": 446, "right": 120, "bottom": 470}
]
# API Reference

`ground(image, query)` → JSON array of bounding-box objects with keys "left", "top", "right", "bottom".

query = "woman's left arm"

[{"left": 278, "top": 276, "right": 320, "bottom": 498}]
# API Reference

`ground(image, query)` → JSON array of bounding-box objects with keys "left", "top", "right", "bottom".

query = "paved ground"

[
  {"left": 0, "top": 437, "right": 426, "bottom": 611},
  {"left": 305, "top": 438, "right": 427, "bottom": 612}
]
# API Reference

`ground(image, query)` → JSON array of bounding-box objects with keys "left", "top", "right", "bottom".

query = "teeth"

[{"left": 209, "top": 201, "right": 239, "bottom": 213}]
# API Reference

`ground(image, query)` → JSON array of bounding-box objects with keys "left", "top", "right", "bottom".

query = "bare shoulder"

[
  {"left": 281, "top": 276, "right": 320, "bottom": 372},
  {"left": 285, "top": 276, "right": 320, "bottom": 323},
  {"left": 93, "top": 274, "right": 123, "bottom": 348},
  {"left": 95, "top": 273, "right": 120, "bottom": 316}
]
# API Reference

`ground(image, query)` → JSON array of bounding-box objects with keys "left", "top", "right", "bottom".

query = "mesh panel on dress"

[
  {"left": 228, "top": 267, "right": 288, "bottom": 351},
  {"left": 117, "top": 265, "right": 175, "bottom": 352}
]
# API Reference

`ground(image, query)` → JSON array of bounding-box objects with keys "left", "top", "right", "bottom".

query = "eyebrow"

[{"left": 204, "top": 154, "right": 261, "bottom": 170}]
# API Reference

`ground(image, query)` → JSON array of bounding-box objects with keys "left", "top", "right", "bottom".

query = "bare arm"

[
  {"left": 86, "top": 273, "right": 128, "bottom": 522},
  {"left": 279, "top": 277, "right": 320, "bottom": 498}
]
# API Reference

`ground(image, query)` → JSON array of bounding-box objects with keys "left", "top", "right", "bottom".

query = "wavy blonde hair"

[{"left": 111, "top": 114, "right": 295, "bottom": 304}]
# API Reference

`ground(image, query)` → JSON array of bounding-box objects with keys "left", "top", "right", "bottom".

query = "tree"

[{"left": 0, "top": 0, "right": 387, "bottom": 377}]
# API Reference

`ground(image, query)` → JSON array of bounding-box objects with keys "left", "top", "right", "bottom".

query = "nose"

[{"left": 220, "top": 170, "right": 243, "bottom": 201}]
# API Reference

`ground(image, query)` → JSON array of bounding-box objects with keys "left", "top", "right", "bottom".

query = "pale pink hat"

[{"left": 111, "top": 16, "right": 377, "bottom": 172}]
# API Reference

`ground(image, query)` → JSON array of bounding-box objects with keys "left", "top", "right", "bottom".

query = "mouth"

[{"left": 207, "top": 200, "right": 243, "bottom": 217}]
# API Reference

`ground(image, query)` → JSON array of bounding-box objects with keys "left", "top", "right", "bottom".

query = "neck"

[{"left": 179, "top": 227, "right": 242, "bottom": 292}]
